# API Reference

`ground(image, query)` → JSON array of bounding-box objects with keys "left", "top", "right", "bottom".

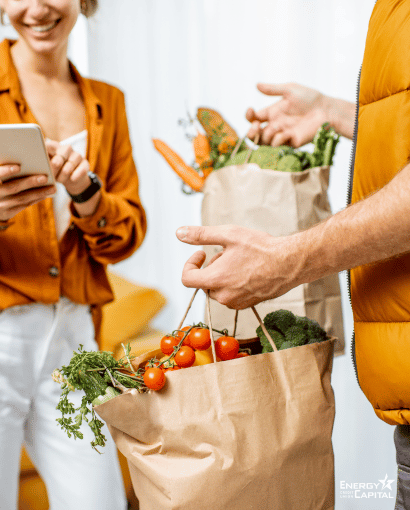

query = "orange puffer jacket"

[{"left": 350, "top": 0, "right": 410, "bottom": 425}]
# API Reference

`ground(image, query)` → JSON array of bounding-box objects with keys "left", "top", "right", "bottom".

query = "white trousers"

[{"left": 0, "top": 297, "right": 128, "bottom": 510}]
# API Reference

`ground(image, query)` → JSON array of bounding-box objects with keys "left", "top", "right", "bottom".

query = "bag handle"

[
  {"left": 229, "top": 134, "right": 261, "bottom": 165},
  {"left": 178, "top": 288, "right": 278, "bottom": 363},
  {"left": 244, "top": 133, "right": 260, "bottom": 164}
]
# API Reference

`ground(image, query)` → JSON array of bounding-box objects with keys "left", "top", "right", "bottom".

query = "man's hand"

[
  {"left": 176, "top": 225, "right": 303, "bottom": 309},
  {"left": 246, "top": 82, "right": 354, "bottom": 147}
]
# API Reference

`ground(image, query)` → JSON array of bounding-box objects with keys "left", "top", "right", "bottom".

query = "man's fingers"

[
  {"left": 257, "top": 82, "right": 289, "bottom": 97},
  {"left": 176, "top": 225, "right": 235, "bottom": 247},
  {"left": 181, "top": 251, "right": 211, "bottom": 289},
  {"left": 247, "top": 120, "right": 261, "bottom": 141}
]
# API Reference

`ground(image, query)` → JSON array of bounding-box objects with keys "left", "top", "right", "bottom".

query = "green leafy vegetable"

[
  {"left": 52, "top": 343, "right": 146, "bottom": 452},
  {"left": 256, "top": 309, "right": 328, "bottom": 353},
  {"left": 224, "top": 123, "right": 340, "bottom": 172}
]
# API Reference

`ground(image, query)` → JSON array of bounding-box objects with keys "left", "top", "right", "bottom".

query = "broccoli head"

[
  {"left": 284, "top": 326, "right": 309, "bottom": 347},
  {"left": 307, "top": 321, "right": 327, "bottom": 341},
  {"left": 257, "top": 309, "right": 328, "bottom": 352},
  {"left": 263, "top": 309, "right": 297, "bottom": 335},
  {"left": 256, "top": 326, "right": 285, "bottom": 353},
  {"left": 279, "top": 341, "right": 293, "bottom": 351}
]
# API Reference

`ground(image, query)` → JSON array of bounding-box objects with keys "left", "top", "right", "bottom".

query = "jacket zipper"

[{"left": 346, "top": 66, "right": 362, "bottom": 389}]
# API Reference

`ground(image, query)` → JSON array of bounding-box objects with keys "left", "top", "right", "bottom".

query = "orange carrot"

[
  {"left": 218, "top": 135, "right": 237, "bottom": 154},
  {"left": 193, "top": 132, "right": 211, "bottom": 166},
  {"left": 152, "top": 138, "right": 205, "bottom": 192},
  {"left": 196, "top": 107, "right": 238, "bottom": 141},
  {"left": 202, "top": 166, "right": 214, "bottom": 178}
]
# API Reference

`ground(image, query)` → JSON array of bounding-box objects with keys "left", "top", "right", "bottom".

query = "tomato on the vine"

[
  {"left": 174, "top": 345, "right": 196, "bottom": 368},
  {"left": 144, "top": 360, "right": 161, "bottom": 370},
  {"left": 160, "top": 335, "right": 179, "bottom": 355},
  {"left": 215, "top": 336, "right": 239, "bottom": 361},
  {"left": 143, "top": 367, "right": 166, "bottom": 390},
  {"left": 235, "top": 352, "right": 250, "bottom": 358},
  {"left": 189, "top": 327, "right": 211, "bottom": 350},
  {"left": 176, "top": 326, "right": 192, "bottom": 347}
]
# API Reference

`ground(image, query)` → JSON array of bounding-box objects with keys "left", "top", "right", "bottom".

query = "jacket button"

[
  {"left": 49, "top": 266, "right": 60, "bottom": 277},
  {"left": 97, "top": 217, "right": 106, "bottom": 228}
]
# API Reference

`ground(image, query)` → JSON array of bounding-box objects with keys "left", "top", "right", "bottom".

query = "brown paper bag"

[
  {"left": 201, "top": 163, "right": 345, "bottom": 354},
  {"left": 95, "top": 303, "right": 336, "bottom": 510}
]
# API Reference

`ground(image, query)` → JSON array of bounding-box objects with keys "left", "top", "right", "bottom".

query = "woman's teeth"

[{"left": 30, "top": 20, "right": 59, "bottom": 32}]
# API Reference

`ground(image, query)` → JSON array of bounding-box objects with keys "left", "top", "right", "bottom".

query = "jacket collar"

[
  {"left": 0, "top": 38, "right": 103, "bottom": 122},
  {"left": 0, "top": 38, "right": 103, "bottom": 170},
  {"left": 0, "top": 39, "right": 26, "bottom": 106}
]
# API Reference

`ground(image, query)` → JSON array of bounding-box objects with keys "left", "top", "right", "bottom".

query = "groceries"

[
  {"left": 152, "top": 106, "right": 340, "bottom": 192},
  {"left": 52, "top": 307, "right": 329, "bottom": 451}
]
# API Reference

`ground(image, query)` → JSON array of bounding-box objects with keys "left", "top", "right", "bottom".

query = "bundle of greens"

[
  {"left": 52, "top": 343, "right": 146, "bottom": 451},
  {"left": 256, "top": 309, "right": 328, "bottom": 353},
  {"left": 225, "top": 123, "right": 340, "bottom": 172}
]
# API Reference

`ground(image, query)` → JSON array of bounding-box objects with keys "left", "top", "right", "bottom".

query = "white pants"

[{"left": 0, "top": 297, "right": 128, "bottom": 510}]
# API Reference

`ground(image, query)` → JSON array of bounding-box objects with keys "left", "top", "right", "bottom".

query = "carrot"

[
  {"left": 152, "top": 138, "right": 205, "bottom": 192},
  {"left": 196, "top": 107, "right": 238, "bottom": 141},
  {"left": 218, "top": 135, "right": 237, "bottom": 154},
  {"left": 193, "top": 132, "right": 211, "bottom": 166},
  {"left": 202, "top": 166, "right": 213, "bottom": 178}
]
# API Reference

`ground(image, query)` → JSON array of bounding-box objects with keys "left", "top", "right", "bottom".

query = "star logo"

[{"left": 379, "top": 474, "right": 395, "bottom": 491}]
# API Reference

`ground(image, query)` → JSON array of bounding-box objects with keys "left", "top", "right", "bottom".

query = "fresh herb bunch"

[
  {"left": 256, "top": 309, "right": 328, "bottom": 353},
  {"left": 52, "top": 343, "right": 146, "bottom": 452}
]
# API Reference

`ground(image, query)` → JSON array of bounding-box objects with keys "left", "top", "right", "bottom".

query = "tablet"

[{"left": 0, "top": 123, "right": 56, "bottom": 186}]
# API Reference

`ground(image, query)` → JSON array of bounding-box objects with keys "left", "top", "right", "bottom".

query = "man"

[{"left": 176, "top": 2, "right": 410, "bottom": 507}]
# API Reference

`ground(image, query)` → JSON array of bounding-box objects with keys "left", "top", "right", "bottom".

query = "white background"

[{"left": 1, "top": 1, "right": 398, "bottom": 508}]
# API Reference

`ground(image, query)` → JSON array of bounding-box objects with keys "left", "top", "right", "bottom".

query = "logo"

[{"left": 339, "top": 474, "right": 395, "bottom": 499}]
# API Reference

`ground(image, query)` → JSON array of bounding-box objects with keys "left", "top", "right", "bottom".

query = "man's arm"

[{"left": 176, "top": 162, "right": 410, "bottom": 309}]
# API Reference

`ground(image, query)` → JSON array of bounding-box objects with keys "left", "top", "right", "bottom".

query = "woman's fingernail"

[
  {"left": 176, "top": 227, "right": 188, "bottom": 240},
  {"left": 36, "top": 175, "right": 47, "bottom": 184}
]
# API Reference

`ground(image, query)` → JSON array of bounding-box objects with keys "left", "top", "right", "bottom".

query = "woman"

[{"left": 0, "top": 1, "right": 147, "bottom": 508}]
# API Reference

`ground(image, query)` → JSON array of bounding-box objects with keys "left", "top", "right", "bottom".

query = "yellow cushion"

[
  {"left": 112, "top": 327, "right": 166, "bottom": 359},
  {"left": 99, "top": 272, "right": 167, "bottom": 353}
]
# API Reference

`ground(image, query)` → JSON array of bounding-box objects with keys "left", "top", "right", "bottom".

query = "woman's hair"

[
  {"left": 0, "top": 0, "right": 99, "bottom": 24},
  {"left": 81, "top": 0, "right": 99, "bottom": 17}
]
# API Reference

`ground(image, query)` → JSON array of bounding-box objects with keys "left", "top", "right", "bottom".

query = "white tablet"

[{"left": 0, "top": 123, "right": 55, "bottom": 186}]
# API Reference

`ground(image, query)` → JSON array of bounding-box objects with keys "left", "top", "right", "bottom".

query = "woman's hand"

[
  {"left": 46, "top": 139, "right": 91, "bottom": 196},
  {"left": 246, "top": 82, "right": 352, "bottom": 147},
  {"left": 0, "top": 164, "right": 55, "bottom": 221},
  {"left": 46, "top": 139, "right": 101, "bottom": 217}
]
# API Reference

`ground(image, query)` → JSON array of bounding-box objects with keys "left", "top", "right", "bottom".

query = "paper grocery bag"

[
  {"left": 201, "top": 163, "right": 345, "bottom": 354},
  {"left": 95, "top": 338, "right": 336, "bottom": 510}
]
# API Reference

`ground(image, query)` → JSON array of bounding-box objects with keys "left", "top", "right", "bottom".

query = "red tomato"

[
  {"left": 143, "top": 367, "right": 166, "bottom": 390},
  {"left": 215, "top": 336, "right": 239, "bottom": 361},
  {"left": 174, "top": 346, "right": 196, "bottom": 368},
  {"left": 235, "top": 352, "right": 250, "bottom": 358},
  {"left": 189, "top": 328, "right": 211, "bottom": 350},
  {"left": 176, "top": 326, "right": 192, "bottom": 347},
  {"left": 144, "top": 360, "right": 161, "bottom": 370},
  {"left": 160, "top": 335, "right": 179, "bottom": 355},
  {"left": 164, "top": 366, "right": 181, "bottom": 372}
]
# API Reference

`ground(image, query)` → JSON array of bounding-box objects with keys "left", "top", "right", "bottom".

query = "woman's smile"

[{"left": 25, "top": 19, "right": 61, "bottom": 33}]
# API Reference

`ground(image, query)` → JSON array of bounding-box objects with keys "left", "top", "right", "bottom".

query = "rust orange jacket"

[
  {"left": 0, "top": 39, "right": 147, "bottom": 312},
  {"left": 350, "top": 0, "right": 410, "bottom": 425}
]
